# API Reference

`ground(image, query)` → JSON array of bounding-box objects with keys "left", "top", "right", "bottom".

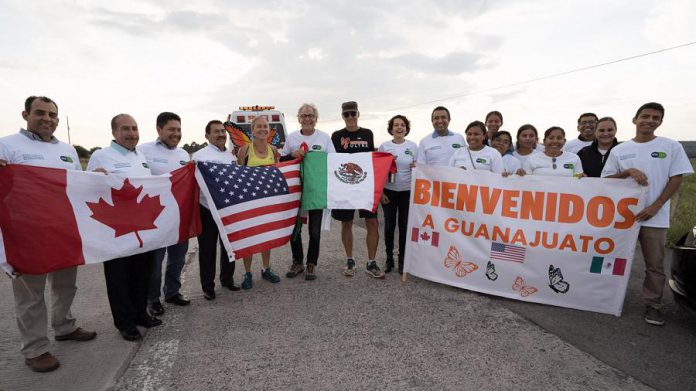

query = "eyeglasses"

[
  {"left": 299, "top": 114, "right": 315, "bottom": 119},
  {"left": 552, "top": 157, "right": 557, "bottom": 170},
  {"left": 342, "top": 111, "right": 357, "bottom": 118},
  {"left": 579, "top": 120, "right": 597, "bottom": 126}
]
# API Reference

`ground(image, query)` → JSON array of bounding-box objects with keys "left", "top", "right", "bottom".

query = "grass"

[{"left": 668, "top": 159, "right": 696, "bottom": 247}]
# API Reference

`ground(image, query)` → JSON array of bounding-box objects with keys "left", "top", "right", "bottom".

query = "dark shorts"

[{"left": 331, "top": 209, "right": 377, "bottom": 221}]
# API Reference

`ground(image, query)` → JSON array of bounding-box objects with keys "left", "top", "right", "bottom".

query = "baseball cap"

[{"left": 341, "top": 101, "right": 358, "bottom": 113}]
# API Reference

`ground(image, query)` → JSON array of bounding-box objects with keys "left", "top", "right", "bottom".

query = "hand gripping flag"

[
  {"left": 195, "top": 159, "right": 302, "bottom": 259},
  {"left": 0, "top": 163, "right": 201, "bottom": 276},
  {"left": 301, "top": 151, "right": 395, "bottom": 212}
]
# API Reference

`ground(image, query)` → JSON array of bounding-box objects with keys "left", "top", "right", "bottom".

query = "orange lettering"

[
  {"left": 614, "top": 198, "right": 638, "bottom": 229},
  {"left": 545, "top": 193, "right": 558, "bottom": 222},
  {"left": 422, "top": 214, "right": 434, "bottom": 229},
  {"left": 456, "top": 184, "right": 478, "bottom": 212},
  {"left": 586, "top": 196, "right": 614, "bottom": 228},
  {"left": 594, "top": 238, "right": 615, "bottom": 254},
  {"left": 558, "top": 194, "right": 584, "bottom": 224},
  {"left": 520, "top": 191, "right": 544, "bottom": 221},
  {"left": 511, "top": 229, "right": 528, "bottom": 246},
  {"left": 441, "top": 182, "right": 456, "bottom": 209},
  {"left": 432, "top": 181, "right": 441, "bottom": 207},
  {"left": 558, "top": 234, "right": 577, "bottom": 252},
  {"left": 480, "top": 186, "right": 502, "bottom": 215},
  {"left": 413, "top": 179, "right": 431, "bottom": 205},
  {"left": 501, "top": 190, "right": 520, "bottom": 218},
  {"left": 444, "top": 218, "right": 458, "bottom": 232},
  {"left": 474, "top": 224, "right": 490, "bottom": 240}
]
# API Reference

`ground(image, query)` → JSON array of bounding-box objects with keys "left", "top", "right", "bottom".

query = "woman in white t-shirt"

[
  {"left": 512, "top": 124, "right": 543, "bottom": 165},
  {"left": 519, "top": 126, "right": 585, "bottom": 177},
  {"left": 448, "top": 121, "right": 504, "bottom": 173},
  {"left": 378, "top": 115, "right": 418, "bottom": 274},
  {"left": 490, "top": 130, "right": 520, "bottom": 176}
]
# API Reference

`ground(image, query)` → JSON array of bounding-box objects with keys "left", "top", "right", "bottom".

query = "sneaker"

[
  {"left": 305, "top": 264, "right": 317, "bottom": 280},
  {"left": 286, "top": 262, "right": 305, "bottom": 278},
  {"left": 365, "top": 261, "right": 385, "bottom": 279},
  {"left": 262, "top": 268, "right": 281, "bottom": 283},
  {"left": 343, "top": 258, "right": 356, "bottom": 277},
  {"left": 242, "top": 272, "right": 253, "bottom": 290},
  {"left": 25, "top": 352, "right": 60, "bottom": 372},
  {"left": 644, "top": 307, "right": 665, "bottom": 326}
]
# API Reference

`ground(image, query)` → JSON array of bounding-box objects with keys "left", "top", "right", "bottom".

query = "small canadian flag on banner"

[{"left": 411, "top": 228, "right": 439, "bottom": 247}]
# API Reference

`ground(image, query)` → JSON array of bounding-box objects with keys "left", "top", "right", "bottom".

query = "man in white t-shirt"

[
  {"left": 0, "top": 96, "right": 97, "bottom": 372},
  {"left": 192, "top": 120, "right": 239, "bottom": 300},
  {"left": 564, "top": 112, "right": 598, "bottom": 154},
  {"left": 602, "top": 102, "right": 693, "bottom": 326},
  {"left": 416, "top": 106, "right": 466, "bottom": 166},
  {"left": 138, "top": 112, "right": 191, "bottom": 315},
  {"left": 282, "top": 103, "right": 335, "bottom": 280}
]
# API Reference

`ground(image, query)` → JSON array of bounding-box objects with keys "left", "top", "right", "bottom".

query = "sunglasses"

[
  {"left": 342, "top": 111, "right": 357, "bottom": 118},
  {"left": 552, "top": 157, "right": 557, "bottom": 170},
  {"left": 299, "top": 114, "right": 315, "bottom": 119}
]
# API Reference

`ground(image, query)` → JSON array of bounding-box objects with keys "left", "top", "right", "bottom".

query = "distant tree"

[
  {"left": 89, "top": 146, "right": 102, "bottom": 154},
  {"left": 73, "top": 145, "right": 91, "bottom": 159},
  {"left": 183, "top": 141, "right": 207, "bottom": 154}
]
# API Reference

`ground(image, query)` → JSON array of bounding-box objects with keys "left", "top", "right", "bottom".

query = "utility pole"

[{"left": 66, "top": 116, "right": 72, "bottom": 144}]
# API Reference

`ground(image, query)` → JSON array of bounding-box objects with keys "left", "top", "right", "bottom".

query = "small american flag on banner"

[
  {"left": 195, "top": 159, "right": 301, "bottom": 259},
  {"left": 490, "top": 242, "right": 526, "bottom": 263}
]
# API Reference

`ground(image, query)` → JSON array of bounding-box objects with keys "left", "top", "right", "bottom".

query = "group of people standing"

[{"left": 0, "top": 95, "right": 691, "bottom": 374}]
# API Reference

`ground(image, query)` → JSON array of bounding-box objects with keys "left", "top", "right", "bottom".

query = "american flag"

[
  {"left": 490, "top": 242, "right": 526, "bottom": 263},
  {"left": 195, "top": 159, "right": 301, "bottom": 259}
]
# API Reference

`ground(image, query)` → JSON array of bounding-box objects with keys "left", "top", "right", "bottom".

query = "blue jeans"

[{"left": 148, "top": 241, "right": 188, "bottom": 303}]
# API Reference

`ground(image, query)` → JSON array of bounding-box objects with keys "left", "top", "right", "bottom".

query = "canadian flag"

[
  {"left": 0, "top": 164, "right": 200, "bottom": 275},
  {"left": 411, "top": 228, "right": 439, "bottom": 247}
]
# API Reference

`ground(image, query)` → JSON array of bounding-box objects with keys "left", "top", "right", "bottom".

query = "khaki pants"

[
  {"left": 638, "top": 227, "right": 667, "bottom": 309},
  {"left": 11, "top": 266, "right": 78, "bottom": 359}
]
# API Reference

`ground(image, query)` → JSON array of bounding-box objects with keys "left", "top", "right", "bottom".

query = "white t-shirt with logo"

[
  {"left": 512, "top": 149, "right": 539, "bottom": 166},
  {"left": 502, "top": 154, "right": 522, "bottom": 174},
  {"left": 416, "top": 131, "right": 467, "bottom": 166},
  {"left": 137, "top": 140, "right": 190, "bottom": 175},
  {"left": 522, "top": 151, "right": 583, "bottom": 177},
  {"left": 282, "top": 129, "right": 336, "bottom": 155},
  {"left": 448, "top": 145, "right": 504, "bottom": 173},
  {"left": 601, "top": 136, "right": 693, "bottom": 228},
  {"left": 0, "top": 131, "right": 80, "bottom": 170},
  {"left": 87, "top": 142, "right": 152, "bottom": 176},
  {"left": 379, "top": 139, "right": 418, "bottom": 192}
]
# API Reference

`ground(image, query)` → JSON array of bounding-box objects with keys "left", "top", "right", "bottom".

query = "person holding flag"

[
  {"left": 0, "top": 96, "right": 97, "bottom": 372},
  {"left": 282, "top": 103, "right": 335, "bottom": 281}
]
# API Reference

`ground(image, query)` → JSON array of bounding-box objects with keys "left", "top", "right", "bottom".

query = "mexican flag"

[
  {"left": 301, "top": 151, "right": 395, "bottom": 212},
  {"left": 0, "top": 164, "right": 200, "bottom": 276}
]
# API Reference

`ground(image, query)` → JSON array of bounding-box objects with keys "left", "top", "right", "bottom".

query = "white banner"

[{"left": 404, "top": 165, "right": 648, "bottom": 316}]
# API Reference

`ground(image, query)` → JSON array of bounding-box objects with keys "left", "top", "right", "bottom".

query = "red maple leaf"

[
  {"left": 87, "top": 179, "right": 165, "bottom": 248},
  {"left": 420, "top": 231, "right": 431, "bottom": 241}
]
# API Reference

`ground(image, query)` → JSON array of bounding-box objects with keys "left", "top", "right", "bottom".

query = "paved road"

[{"left": 0, "top": 219, "right": 693, "bottom": 390}]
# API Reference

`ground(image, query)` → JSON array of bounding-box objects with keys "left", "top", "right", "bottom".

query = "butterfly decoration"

[
  {"left": 485, "top": 261, "right": 498, "bottom": 281},
  {"left": 512, "top": 276, "right": 538, "bottom": 297},
  {"left": 548, "top": 265, "right": 570, "bottom": 294},
  {"left": 223, "top": 121, "right": 278, "bottom": 151},
  {"left": 443, "top": 245, "right": 479, "bottom": 277}
]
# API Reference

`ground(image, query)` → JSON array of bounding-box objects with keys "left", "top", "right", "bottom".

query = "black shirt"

[{"left": 331, "top": 127, "right": 375, "bottom": 153}]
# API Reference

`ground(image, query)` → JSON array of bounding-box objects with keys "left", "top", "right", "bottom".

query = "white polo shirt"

[
  {"left": 87, "top": 141, "right": 151, "bottom": 176},
  {"left": 564, "top": 138, "right": 593, "bottom": 154},
  {"left": 379, "top": 139, "right": 418, "bottom": 192},
  {"left": 0, "top": 129, "right": 80, "bottom": 170},
  {"left": 137, "top": 140, "right": 190, "bottom": 175},
  {"left": 416, "top": 130, "right": 466, "bottom": 166},
  {"left": 282, "top": 129, "right": 336, "bottom": 155},
  {"left": 448, "top": 145, "right": 504, "bottom": 173},
  {"left": 601, "top": 136, "right": 693, "bottom": 228}
]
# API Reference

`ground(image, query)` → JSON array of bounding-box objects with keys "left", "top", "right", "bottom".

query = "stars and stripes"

[
  {"left": 489, "top": 242, "right": 526, "bottom": 263},
  {"left": 195, "top": 159, "right": 301, "bottom": 259}
]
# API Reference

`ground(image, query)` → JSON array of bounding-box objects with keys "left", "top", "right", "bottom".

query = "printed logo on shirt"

[
  {"left": 312, "top": 145, "right": 322, "bottom": 150},
  {"left": 651, "top": 151, "right": 667, "bottom": 159},
  {"left": 452, "top": 144, "right": 462, "bottom": 148},
  {"left": 180, "top": 160, "right": 186, "bottom": 165},
  {"left": 142, "top": 163, "right": 149, "bottom": 168},
  {"left": 619, "top": 153, "right": 636, "bottom": 160},
  {"left": 114, "top": 162, "right": 132, "bottom": 169},
  {"left": 476, "top": 158, "right": 488, "bottom": 164},
  {"left": 21, "top": 153, "right": 44, "bottom": 161},
  {"left": 563, "top": 163, "right": 574, "bottom": 169},
  {"left": 428, "top": 145, "right": 442, "bottom": 151},
  {"left": 153, "top": 158, "right": 168, "bottom": 163},
  {"left": 60, "top": 155, "right": 74, "bottom": 163},
  {"left": 405, "top": 149, "right": 413, "bottom": 155}
]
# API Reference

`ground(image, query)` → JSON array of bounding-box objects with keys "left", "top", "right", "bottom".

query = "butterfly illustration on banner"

[
  {"left": 485, "top": 261, "right": 498, "bottom": 281},
  {"left": 548, "top": 265, "right": 570, "bottom": 294},
  {"left": 224, "top": 120, "right": 278, "bottom": 151},
  {"left": 443, "top": 245, "right": 478, "bottom": 277},
  {"left": 512, "top": 276, "right": 538, "bottom": 297}
]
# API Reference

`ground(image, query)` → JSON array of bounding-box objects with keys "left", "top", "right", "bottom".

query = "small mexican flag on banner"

[
  {"left": 301, "top": 151, "right": 395, "bottom": 212},
  {"left": 589, "top": 256, "right": 627, "bottom": 276}
]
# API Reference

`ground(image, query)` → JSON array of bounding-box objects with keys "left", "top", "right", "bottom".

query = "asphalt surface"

[{"left": 0, "top": 219, "right": 694, "bottom": 390}]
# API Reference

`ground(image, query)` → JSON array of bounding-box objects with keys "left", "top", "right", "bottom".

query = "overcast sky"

[{"left": 1, "top": 0, "right": 695, "bottom": 148}]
